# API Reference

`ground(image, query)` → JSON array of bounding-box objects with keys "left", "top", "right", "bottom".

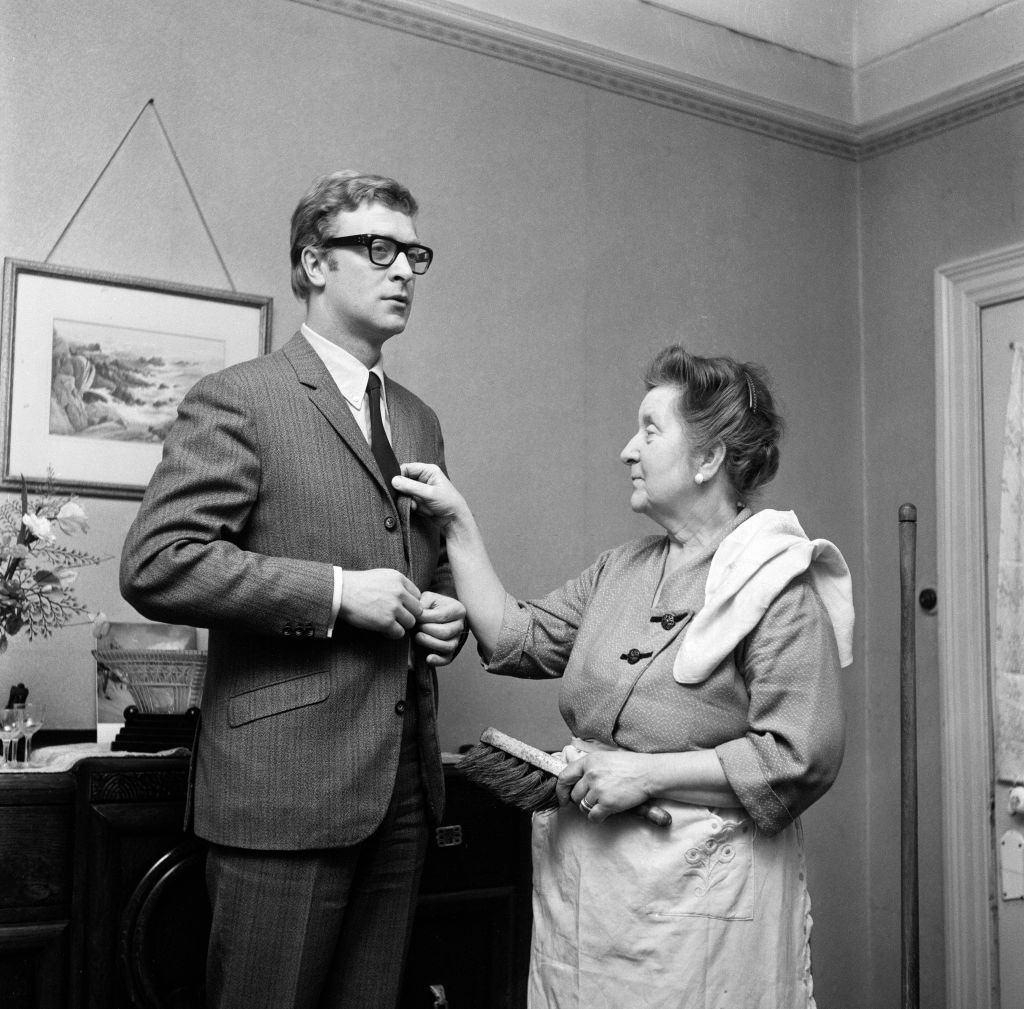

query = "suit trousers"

[{"left": 204, "top": 687, "right": 429, "bottom": 1009}]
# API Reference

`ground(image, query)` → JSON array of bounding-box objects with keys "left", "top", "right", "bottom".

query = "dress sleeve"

[
  {"left": 714, "top": 572, "right": 846, "bottom": 836},
  {"left": 483, "top": 554, "right": 607, "bottom": 680}
]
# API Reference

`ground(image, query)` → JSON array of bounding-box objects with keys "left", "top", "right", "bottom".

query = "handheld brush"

[{"left": 459, "top": 726, "right": 672, "bottom": 827}]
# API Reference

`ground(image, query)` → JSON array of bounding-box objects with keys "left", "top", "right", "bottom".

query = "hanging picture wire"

[
  {"left": 1, "top": 99, "right": 272, "bottom": 498},
  {"left": 45, "top": 98, "right": 236, "bottom": 291}
]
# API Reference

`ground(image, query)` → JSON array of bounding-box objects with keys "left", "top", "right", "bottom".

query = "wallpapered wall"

[{"left": 3, "top": 0, "right": 880, "bottom": 1002}]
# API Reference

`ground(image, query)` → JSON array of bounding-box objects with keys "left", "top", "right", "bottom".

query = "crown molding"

[
  {"left": 856, "top": 64, "right": 1024, "bottom": 159},
  {"left": 289, "top": 0, "right": 1024, "bottom": 161}
]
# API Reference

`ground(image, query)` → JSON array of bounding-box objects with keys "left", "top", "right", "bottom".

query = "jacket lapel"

[{"left": 281, "top": 334, "right": 393, "bottom": 502}]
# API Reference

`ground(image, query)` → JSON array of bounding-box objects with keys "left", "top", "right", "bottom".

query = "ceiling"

[
  {"left": 378, "top": 0, "right": 1024, "bottom": 125},
  {"left": 641, "top": 0, "right": 1010, "bottom": 68},
  {"left": 296, "top": 0, "right": 1024, "bottom": 154}
]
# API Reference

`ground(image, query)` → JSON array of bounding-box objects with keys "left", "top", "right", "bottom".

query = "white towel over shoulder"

[{"left": 673, "top": 509, "right": 854, "bottom": 685}]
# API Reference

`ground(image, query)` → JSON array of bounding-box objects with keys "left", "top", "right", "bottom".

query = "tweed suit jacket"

[{"left": 120, "top": 333, "right": 454, "bottom": 849}]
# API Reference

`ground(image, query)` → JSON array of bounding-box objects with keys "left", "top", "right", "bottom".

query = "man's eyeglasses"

[{"left": 319, "top": 234, "right": 433, "bottom": 275}]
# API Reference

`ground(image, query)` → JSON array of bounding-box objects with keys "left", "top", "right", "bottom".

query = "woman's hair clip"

[{"left": 745, "top": 373, "right": 758, "bottom": 413}]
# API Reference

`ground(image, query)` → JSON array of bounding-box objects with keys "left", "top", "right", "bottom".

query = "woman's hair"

[
  {"left": 643, "top": 345, "right": 784, "bottom": 502},
  {"left": 289, "top": 170, "right": 419, "bottom": 300}
]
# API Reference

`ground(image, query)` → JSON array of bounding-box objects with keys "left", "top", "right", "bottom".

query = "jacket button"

[
  {"left": 394, "top": 699, "right": 407, "bottom": 715},
  {"left": 384, "top": 515, "right": 397, "bottom": 531},
  {"left": 661, "top": 614, "right": 676, "bottom": 630},
  {"left": 627, "top": 648, "right": 641, "bottom": 664},
  {"left": 283, "top": 624, "right": 293, "bottom": 636}
]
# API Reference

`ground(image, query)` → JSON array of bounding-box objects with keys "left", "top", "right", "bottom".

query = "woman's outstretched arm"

[{"left": 393, "top": 462, "right": 507, "bottom": 660}]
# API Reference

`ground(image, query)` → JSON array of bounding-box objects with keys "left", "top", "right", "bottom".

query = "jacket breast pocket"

[{"left": 227, "top": 670, "right": 330, "bottom": 727}]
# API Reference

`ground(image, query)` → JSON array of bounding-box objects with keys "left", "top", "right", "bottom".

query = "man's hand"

[
  {"left": 340, "top": 569, "right": 423, "bottom": 639},
  {"left": 414, "top": 591, "right": 467, "bottom": 666}
]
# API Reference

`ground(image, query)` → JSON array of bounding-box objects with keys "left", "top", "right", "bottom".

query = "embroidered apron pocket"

[{"left": 639, "top": 808, "right": 756, "bottom": 920}]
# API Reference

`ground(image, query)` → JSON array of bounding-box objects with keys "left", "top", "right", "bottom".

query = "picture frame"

[{"left": 0, "top": 258, "right": 272, "bottom": 499}]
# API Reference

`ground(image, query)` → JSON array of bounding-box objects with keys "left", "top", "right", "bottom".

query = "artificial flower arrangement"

[{"left": 0, "top": 476, "right": 103, "bottom": 653}]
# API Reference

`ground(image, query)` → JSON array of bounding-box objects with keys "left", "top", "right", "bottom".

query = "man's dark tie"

[{"left": 366, "top": 372, "right": 401, "bottom": 502}]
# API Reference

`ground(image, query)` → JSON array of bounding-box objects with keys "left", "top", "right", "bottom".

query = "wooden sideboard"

[
  {"left": 0, "top": 755, "right": 531, "bottom": 1009},
  {"left": 0, "top": 769, "right": 75, "bottom": 1009}
]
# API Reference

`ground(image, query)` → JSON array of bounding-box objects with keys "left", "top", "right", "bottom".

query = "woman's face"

[{"left": 620, "top": 385, "right": 701, "bottom": 525}]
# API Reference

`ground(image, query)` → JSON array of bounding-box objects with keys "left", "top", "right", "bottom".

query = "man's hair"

[{"left": 289, "top": 171, "right": 419, "bottom": 300}]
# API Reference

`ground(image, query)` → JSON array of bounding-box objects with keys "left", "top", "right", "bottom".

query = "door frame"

[{"left": 934, "top": 241, "right": 1024, "bottom": 1008}]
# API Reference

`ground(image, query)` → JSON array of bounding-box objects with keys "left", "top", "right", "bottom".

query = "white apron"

[{"left": 528, "top": 800, "right": 817, "bottom": 1009}]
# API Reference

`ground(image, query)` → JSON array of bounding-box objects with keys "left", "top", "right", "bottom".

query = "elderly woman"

[{"left": 394, "top": 345, "right": 853, "bottom": 1009}]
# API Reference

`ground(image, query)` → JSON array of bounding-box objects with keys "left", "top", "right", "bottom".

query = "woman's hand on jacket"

[
  {"left": 393, "top": 463, "right": 469, "bottom": 528},
  {"left": 392, "top": 461, "right": 508, "bottom": 658}
]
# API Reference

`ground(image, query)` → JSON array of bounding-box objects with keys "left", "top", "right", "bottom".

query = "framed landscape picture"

[{"left": 0, "top": 258, "right": 272, "bottom": 498}]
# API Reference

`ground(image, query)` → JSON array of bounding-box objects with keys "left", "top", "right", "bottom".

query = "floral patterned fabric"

[{"left": 997, "top": 344, "right": 1024, "bottom": 782}]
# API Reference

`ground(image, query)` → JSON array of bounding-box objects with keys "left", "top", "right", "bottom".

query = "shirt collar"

[{"left": 300, "top": 323, "right": 386, "bottom": 409}]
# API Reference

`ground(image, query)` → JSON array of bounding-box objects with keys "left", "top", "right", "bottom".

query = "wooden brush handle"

[
  {"left": 480, "top": 727, "right": 672, "bottom": 827},
  {"left": 481, "top": 726, "right": 566, "bottom": 774}
]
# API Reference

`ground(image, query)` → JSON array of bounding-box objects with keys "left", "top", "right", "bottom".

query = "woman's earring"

[{"left": 694, "top": 473, "right": 705, "bottom": 485}]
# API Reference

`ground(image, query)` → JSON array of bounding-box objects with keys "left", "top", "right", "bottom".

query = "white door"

[
  {"left": 935, "top": 244, "right": 1024, "bottom": 1009},
  {"left": 982, "top": 298, "right": 1024, "bottom": 1009}
]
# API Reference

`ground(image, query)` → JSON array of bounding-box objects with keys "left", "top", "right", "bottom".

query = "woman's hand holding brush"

[
  {"left": 460, "top": 728, "right": 672, "bottom": 826},
  {"left": 559, "top": 741, "right": 741, "bottom": 819},
  {"left": 557, "top": 744, "right": 673, "bottom": 826}
]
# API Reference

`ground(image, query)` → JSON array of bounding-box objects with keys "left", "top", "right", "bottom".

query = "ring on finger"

[{"left": 579, "top": 796, "right": 595, "bottom": 813}]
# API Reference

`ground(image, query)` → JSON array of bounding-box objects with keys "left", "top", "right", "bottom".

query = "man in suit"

[{"left": 120, "top": 170, "right": 466, "bottom": 1009}]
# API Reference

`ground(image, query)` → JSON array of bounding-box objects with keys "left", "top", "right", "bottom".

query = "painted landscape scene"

[{"left": 51, "top": 318, "right": 225, "bottom": 443}]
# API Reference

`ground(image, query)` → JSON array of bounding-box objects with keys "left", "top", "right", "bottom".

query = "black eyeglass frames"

[{"left": 318, "top": 234, "right": 434, "bottom": 274}]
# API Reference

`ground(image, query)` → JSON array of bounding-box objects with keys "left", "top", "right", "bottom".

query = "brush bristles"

[{"left": 459, "top": 741, "right": 560, "bottom": 812}]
